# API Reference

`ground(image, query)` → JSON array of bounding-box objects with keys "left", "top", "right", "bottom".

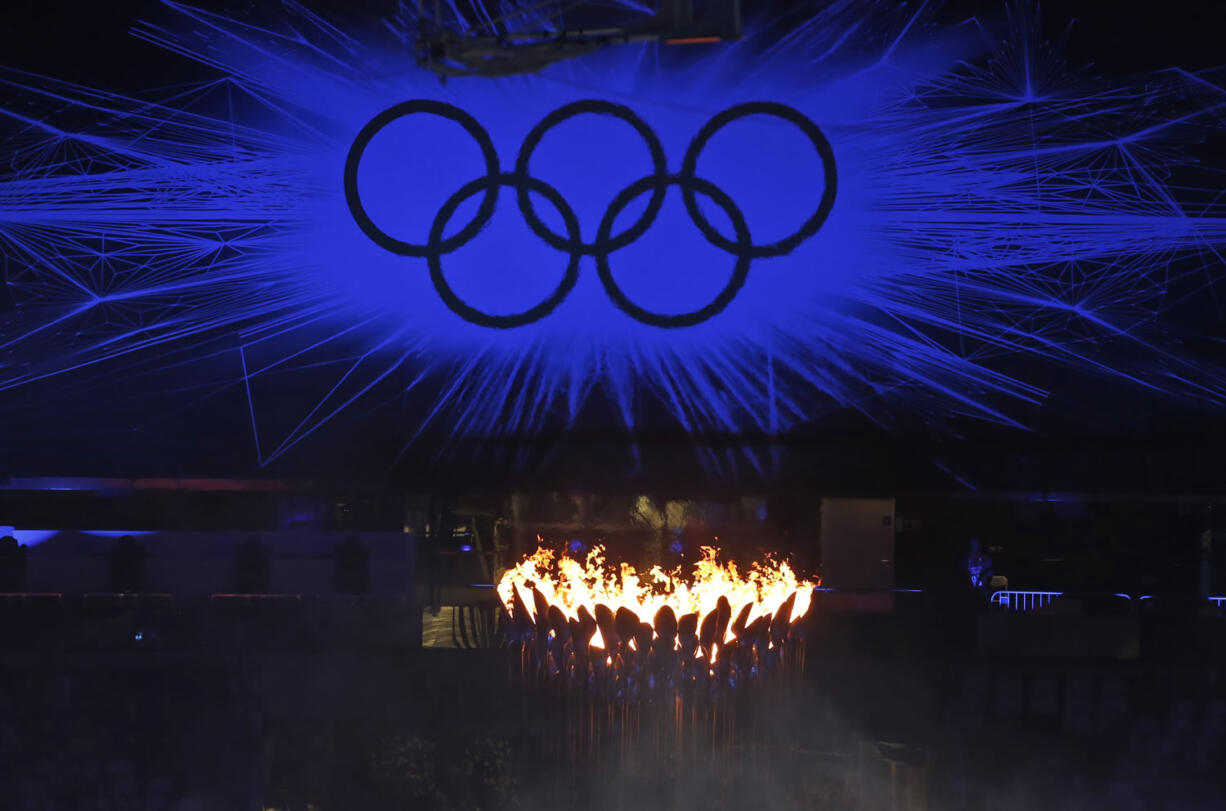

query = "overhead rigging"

[{"left": 415, "top": 0, "right": 742, "bottom": 78}]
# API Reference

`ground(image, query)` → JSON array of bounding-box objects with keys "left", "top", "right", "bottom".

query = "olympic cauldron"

[
  {"left": 498, "top": 545, "right": 817, "bottom": 687},
  {"left": 496, "top": 545, "right": 818, "bottom": 769}
]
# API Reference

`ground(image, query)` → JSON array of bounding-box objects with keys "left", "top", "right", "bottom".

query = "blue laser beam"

[{"left": 0, "top": 1, "right": 1224, "bottom": 470}]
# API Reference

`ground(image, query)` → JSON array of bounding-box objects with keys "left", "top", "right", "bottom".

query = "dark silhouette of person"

[
  {"left": 235, "top": 535, "right": 271, "bottom": 594},
  {"left": 964, "top": 538, "right": 993, "bottom": 593},
  {"left": 334, "top": 535, "right": 371, "bottom": 595},
  {"left": 0, "top": 535, "right": 27, "bottom": 592},
  {"left": 110, "top": 535, "right": 146, "bottom": 593}
]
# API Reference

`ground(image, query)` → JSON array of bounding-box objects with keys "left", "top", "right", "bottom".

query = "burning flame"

[
  {"left": 497, "top": 544, "right": 818, "bottom": 649},
  {"left": 497, "top": 544, "right": 817, "bottom": 758}
]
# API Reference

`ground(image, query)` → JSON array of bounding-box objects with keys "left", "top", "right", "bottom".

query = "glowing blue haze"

[{"left": 1, "top": 1, "right": 1224, "bottom": 469}]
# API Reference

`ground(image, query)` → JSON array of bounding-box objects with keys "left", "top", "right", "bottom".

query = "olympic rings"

[{"left": 344, "top": 99, "right": 837, "bottom": 328}]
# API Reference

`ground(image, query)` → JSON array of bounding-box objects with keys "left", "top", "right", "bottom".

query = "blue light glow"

[
  {"left": 4, "top": 529, "right": 59, "bottom": 547},
  {"left": 1, "top": 2, "right": 1224, "bottom": 468}
]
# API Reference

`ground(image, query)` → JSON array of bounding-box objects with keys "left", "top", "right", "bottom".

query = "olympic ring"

[
  {"left": 429, "top": 173, "right": 582, "bottom": 329},
  {"left": 515, "top": 100, "right": 668, "bottom": 254},
  {"left": 344, "top": 99, "right": 837, "bottom": 328},
  {"left": 681, "top": 102, "right": 837, "bottom": 260},
  {"left": 345, "top": 100, "right": 500, "bottom": 258},
  {"left": 597, "top": 174, "right": 751, "bottom": 328}
]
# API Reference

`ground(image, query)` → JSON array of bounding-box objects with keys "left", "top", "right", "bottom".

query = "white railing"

[
  {"left": 989, "top": 590, "right": 1062, "bottom": 612},
  {"left": 992, "top": 593, "right": 1224, "bottom": 614}
]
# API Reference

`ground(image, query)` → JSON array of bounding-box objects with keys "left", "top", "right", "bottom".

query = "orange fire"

[{"left": 497, "top": 544, "right": 818, "bottom": 650}]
